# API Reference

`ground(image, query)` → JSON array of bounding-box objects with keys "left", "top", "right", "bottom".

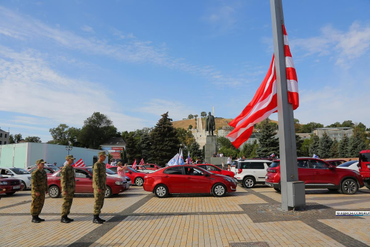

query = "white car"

[
  {"left": 0, "top": 167, "right": 32, "bottom": 190},
  {"left": 232, "top": 159, "right": 272, "bottom": 188},
  {"left": 337, "top": 161, "right": 359, "bottom": 172}
]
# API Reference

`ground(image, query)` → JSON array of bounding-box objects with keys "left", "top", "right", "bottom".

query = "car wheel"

[
  {"left": 341, "top": 178, "right": 358, "bottom": 194},
  {"left": 48, "top": 185, "right": 61, "bottom": 198},
  {"left": 135, "top": 177, "right": 144, "bottom": 186},
  {"left": 243, "top": 177, "right": 255, "bottom": 188},
  {"left": 212, "top": 183, "right": 227, "bottom": 197},
  {"left": 154, "top": 184, "right": 169, "bottom": 198},
  {"left": 274, "top": 188, "right": 281, "bottom": 192},
  {"left": 364, "top": 181, "right": 370, "bottom": 190},
  {"left": 6, "top": 192, "right": 15, "bottom": 196},
  {"left": 105, "top": 186, "right": 113, "bottom": 198},
  {"left": 21, "top": 181, "right": 27, "bottom": 191}
]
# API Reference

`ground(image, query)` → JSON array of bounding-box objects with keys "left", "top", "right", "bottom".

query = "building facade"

[
  {"left": 0, "top": 129, "right": 10, "bottom": 145},
  {"left": 312, "top": 127, "right": 353, "bottom": 141}
]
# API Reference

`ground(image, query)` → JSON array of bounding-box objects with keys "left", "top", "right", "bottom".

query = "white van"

[{"left": 232, "top": 159, "right": 272, "bottom": 188}]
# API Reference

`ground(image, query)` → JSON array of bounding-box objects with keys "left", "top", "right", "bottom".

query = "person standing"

[
  {"left": 30, "top": 159, "right": 48, "bottom": 223},
  {"left": 93, "top": 151, "right": 107, "bottom": 224},
  {"left": 227, "top": 155, "right": 232, "bottom": 171},
  {"left": 60, "top": 155, "right": 76, "bottom": 223},
  {"left": 116, "top": 162, "right": 128, "bottom": 179}
]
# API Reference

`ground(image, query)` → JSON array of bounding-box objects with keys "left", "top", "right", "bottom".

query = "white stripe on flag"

[{"left": 287, "top": 80, "right": 298, "bottom": 93}]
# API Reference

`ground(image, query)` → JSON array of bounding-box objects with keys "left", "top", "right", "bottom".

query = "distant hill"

[{"left": 172, "top": 118, "right": 279, "bottom": 130}]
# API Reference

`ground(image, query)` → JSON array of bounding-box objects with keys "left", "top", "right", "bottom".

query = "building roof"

[{"left": 101, "top": 137, "right": 126, "bottom": 147}]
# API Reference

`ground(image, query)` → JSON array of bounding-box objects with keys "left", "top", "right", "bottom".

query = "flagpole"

[{"left": 270, "top": 0, "right": 305, "bottom": 211}]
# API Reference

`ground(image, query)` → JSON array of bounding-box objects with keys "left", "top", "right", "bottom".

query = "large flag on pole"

[
  {"left": 227, "top": 25, "right": 298, "bottom": 148},
  {"left": 179, "top": 150, "right": 184, "bottom": 165},
  {"left": 167, "top": 153, "right": 179, "bottom": 166},
  {"left": 132, "top": 159, "right": 137, "bottom": 169}
]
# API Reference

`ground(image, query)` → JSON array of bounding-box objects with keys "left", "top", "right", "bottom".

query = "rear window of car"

[
  {"left": 250, "top": 162, "right": 265, "bottom": 169},
  {"left": 270, "top": 162, "right": 280, "bottom": 168},
  {"left": 338, "top": 161, "right": 357, "bottom": 167},
  {"left": 164, "top": 167, "right": 183, "bottom": 175}
]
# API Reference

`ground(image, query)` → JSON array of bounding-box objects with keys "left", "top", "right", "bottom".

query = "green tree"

[
  {"left": 296, "top": 135, "right": 304, "bottom": 156},
  {"left": 188, "top": 114, "right": 194, "bottom": 119},
  {"left": 341, "top": 120, "right": 354, "bottom": 127},
  {"left": 8, "top": 134, "right": 15, "bottom": 144},
  {"left": 150, "top": 112, "right": 180, "bottom": 166},
  {"left": 24, "top": 136, "right": 42, "bottom": 143},
  {"left": 318, "top": 133, "right": 333, "bottom": 158},
  {"left": 256, "top": 119, "right": 279, "bottom": 157},
  {"left": 188, "top": 125, "right": 193, "bottom": 130},
  {"left": 326, "top": 122, "right": 341, "bottom": 128},
  {"left": 126, "top": 132, "right": 141, "bottom": 164},
  {"left": 339, "top": 135, "right": 349, "bottom": 158},
  {"left": 140, "top": 131, "right": 152, "bottom": 163},
  {"left": 189, "top": 142, "right": 202, "bottom": 161},
  {"left": 300, "top": 122, "right": 324, "bottom": 133},
  {"left": 300, "top": 138, "right": 311, "bottom": 157},
  {"left": 348, "top": 132, "right": 366, "bottom": 157},
  {"left": 330, "top": 139, "right": 339, "bottom": 158},
  {"left": 309, "top": 135, "right": 320, "bottom": 156},
  {"left": 79, "top": 112, "right": 117, "bottom": 149},
  {"left": 10, "top": 134, "right": 23, "bottom": 143},
  {"left": 294, "top": 118, "right": 302, "bottom": 133},
  {"left": 49, "top": 124, "right": 70, "bottom": 145},
  {"left": 120, "top": 148, "right": 128, "bottom": 163},
  {"left": 217, "top": 137, "right": 239, "bottom": 158},
  {"left": 176, "top": 128, "right": 195, "bottom": 148},
  {"left": 201, "top": 111, "right": 207, "bottom": 118}
]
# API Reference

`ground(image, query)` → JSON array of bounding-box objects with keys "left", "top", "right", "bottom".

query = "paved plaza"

[{"left": 0, "top": 185, "right": 369, "bottom": 247}]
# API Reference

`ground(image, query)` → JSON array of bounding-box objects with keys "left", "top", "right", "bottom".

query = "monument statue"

[{"left": 205, "top": 112, "right": 215, "bottom": 136}]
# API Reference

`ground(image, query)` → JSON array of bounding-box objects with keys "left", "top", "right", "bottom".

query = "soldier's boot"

[
  {"left": 36, "top": 215, "right": 45, "bottom": 221},
  {"left": 93, "top": 215, "right": 104, "bottom": 224},
  {"left": 61, "top": 215, "right": 71, "bottom": 223},
  {"left": 32, "top": 216, "right": 41, "bottom": 223},
  {"left": 97, "top": 216, "right": 106, "bottom": 222},
  {"left": 66, "top": 216, "right": 74, "bottom": 222}
]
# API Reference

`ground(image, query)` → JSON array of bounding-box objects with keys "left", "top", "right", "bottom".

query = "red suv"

[{"left": 265, "top": 158, "right": 364, "bottom": 194}]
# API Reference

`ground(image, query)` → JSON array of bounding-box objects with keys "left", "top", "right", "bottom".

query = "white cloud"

[
  {"left": 81, "top": 25, "right": 94, "bottom": 33},
  {"left": 290, "top": 22, "right": 370, "bottom": 67},
  {"left": 203, "top": 5, "right": 237, "bottom": 34},
  {"left": 0, "top": 46, "right": 147, "bottom": 133}
]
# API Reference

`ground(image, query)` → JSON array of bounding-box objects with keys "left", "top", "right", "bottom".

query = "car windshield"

[
  {"left": 128, "top": 167, "right": 138, "bottom": 173},
  {"left": 338, "top": 160, "right": 357, "bottom": 167},
  {"left": 270, "top": 161, "right": 280, "bottom": 168},
  {"left": 360, "top": 153, "right": 370, "bottom": 162},
  {"left": 10, "top": 168, "right": 30, "bottom": 174},
  {"left": 195, "top": 166, "right": 212, "bottom": 175},
  {"left": 106, "top": 168, "right": 116, "bottom": 174}
]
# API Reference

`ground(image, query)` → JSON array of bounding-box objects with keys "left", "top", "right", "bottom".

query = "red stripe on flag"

[{"left": 73, "top": 159, "right": 85, "bottom": 167}]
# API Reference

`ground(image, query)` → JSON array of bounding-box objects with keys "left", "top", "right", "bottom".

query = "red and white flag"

[
  {"left": 132, "top": 159, "right": 137, "bottom": 169},
  {"left": 73, "top": 159, "right": 86, "bottom": 167},
  {"left": 139, "top": 158, "right": 145, "bottom": 166},
  {"left": 227, "top": 25, "right": 298, "bottom": 148}
]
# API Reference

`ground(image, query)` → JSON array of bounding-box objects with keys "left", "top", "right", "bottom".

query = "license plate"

[{"left": 13, "top": 185, "right": 20, "bottom": 189}]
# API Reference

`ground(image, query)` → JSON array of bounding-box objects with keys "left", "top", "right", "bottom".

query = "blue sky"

[{"left": 0, "top": 0, "right": 370, "bottom": 142}]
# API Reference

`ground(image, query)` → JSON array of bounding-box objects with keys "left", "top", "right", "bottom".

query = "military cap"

[
  {"left": 98, "top": 151, "right": 107, "bottom": 156},
  {"left": 65, "top": 155, "right": 76, "bottom": 160},
  {"left": 36, "top": 159, "right": 46, "bottom": 165}
]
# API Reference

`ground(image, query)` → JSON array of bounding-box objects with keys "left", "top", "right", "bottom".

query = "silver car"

[{"left": 0, "top": 167, "right": 32, "bottom": 190}]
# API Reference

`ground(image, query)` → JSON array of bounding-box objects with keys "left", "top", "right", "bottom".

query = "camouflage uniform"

[
  {"left": 61, "top": 164, "right": 75, "bottom": 216},
  {"left": 93, "top": 161, "right": 106, "bottom": 215},
  {"left": 30, "top": 169, "right": 48, "bottom": 216}
]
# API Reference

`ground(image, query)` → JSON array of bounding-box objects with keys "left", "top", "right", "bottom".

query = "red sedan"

[
  {"left": 195, "top": 164, "right": 235, "bottom": 177},
  {"left": 143, "top": 165, "right": 237, "bottom": 197},
  {"left": 0, "top": 175, "right": 24, "bottom": 195},
  {"left": 107, "top": 167, "right": 147, "bottom": 186},
  {"left": 47, "top": 167, "right": 127, "bottom": 198}
]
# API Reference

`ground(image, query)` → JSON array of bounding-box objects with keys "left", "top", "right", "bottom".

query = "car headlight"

[
  {"left": 0, "top": 181, "right": 8, "bottom": 185},
  {"left": 115, "top": 181, "right": 123, "bottom": 185}
]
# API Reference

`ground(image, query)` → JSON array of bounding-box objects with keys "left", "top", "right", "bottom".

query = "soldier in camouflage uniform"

[
  {"left": 93, "top": 151, "right": 107, "bottom": 224},
  {"left": 30, "top": 159, "right": 48, "bottom": 223},
  {"left": 60, "top": 155, "right": 76, "bottom": 223}
]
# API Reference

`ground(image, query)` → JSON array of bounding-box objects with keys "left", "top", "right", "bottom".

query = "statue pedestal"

[{"left": 205, "top": 135, "right": 217, "bottom": 164}]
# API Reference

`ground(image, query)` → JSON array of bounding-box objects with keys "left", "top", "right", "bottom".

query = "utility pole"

[{"left": 270, "top": 0, "right": 305, "bottom": 210}]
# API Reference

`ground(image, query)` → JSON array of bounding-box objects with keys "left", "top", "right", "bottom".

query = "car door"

[
  {"left": 75, "top": 169, "right": 93, "bottom": 193},
  {"left": 162, "top": 167, "right": 186, "bottom": 193},
  {"left": 250, "top": 162, "right": 267, "bottom": 182},
  {"left": 297, "top": 160, "right": 314, "bottom": 184},
  {"left": 183, "top": 167, "right": 210, "bottom": 193},
  {"left": 309, "top": 160, "right": 335, "bottom": 185}
]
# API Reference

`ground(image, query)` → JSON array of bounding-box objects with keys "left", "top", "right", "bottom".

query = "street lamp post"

[{"left": 66, "top": 145, "right": 73, "bottom": 155}]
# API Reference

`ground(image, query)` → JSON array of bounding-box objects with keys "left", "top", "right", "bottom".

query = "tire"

[
  {"left": 340, "top": 178, "right": 358, "bottom": 194},
  {"left": 274, "top": 188, "right": 281, "bottom": 192},
  {"left": 105, "top": 186, "right": 112, "bottom": 198},
  {"left": 154, "top": 184, "right": 169, "bottom": 198},
  {"left": 6, "top": 192, "right": 15, "bottom": 195},
  {"left": 364, "top": 181, "right": 370, "bottom": 190},
  {"left": 243, "top": 177, "right": 255, "bottom": 188},
  {"left": 135, "top": 177, "right": 144, "bottom": 186},
  {"left": 21, "top": 181, "right": 27, "bottom": 191},
  {"left": 212, "top": 183, "right": 227, "bottom": 197},
  {"left": 48, "top": 185, "right": 61, "bottom": 198}
]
